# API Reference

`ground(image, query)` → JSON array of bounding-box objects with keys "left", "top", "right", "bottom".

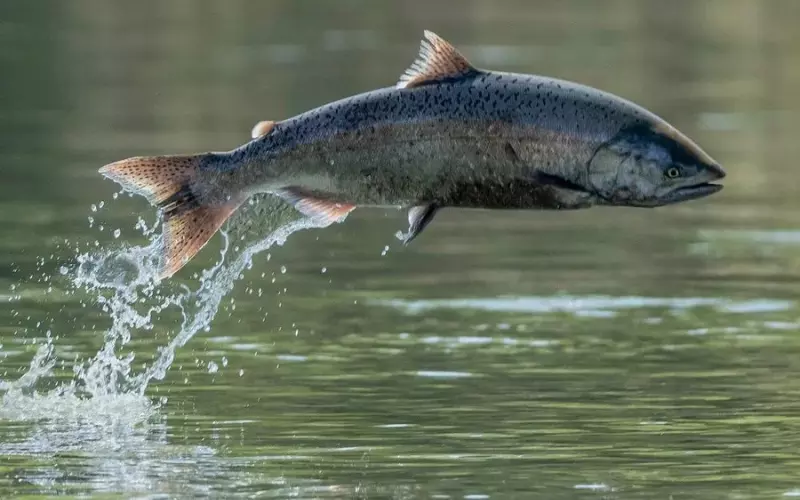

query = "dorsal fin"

[{"left": 397, "top": 30, "right": 478, "bottom": 89}]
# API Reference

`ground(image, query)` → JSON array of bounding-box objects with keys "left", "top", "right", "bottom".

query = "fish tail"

[{"left": 99, "top": 154, "right": 243, "bottom": 279}]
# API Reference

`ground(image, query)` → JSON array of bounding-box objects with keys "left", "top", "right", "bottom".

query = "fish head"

[{"left": 588, "top": 123, "right": 725, "bottom": 207}]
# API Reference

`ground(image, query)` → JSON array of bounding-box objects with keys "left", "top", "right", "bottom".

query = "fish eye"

[{"left": 666, "top": 167, "right": 681, "bottom": 179}]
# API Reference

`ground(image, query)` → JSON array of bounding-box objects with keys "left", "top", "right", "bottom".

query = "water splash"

[{"left": 0, "top": 194, "right": 332, "bottom": 422}]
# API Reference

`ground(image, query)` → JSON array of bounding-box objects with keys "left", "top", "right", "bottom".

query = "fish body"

[
  {"left": 100, "top": 31, "right": 726, "bottom": 278},
  {"left": 206, "top": 78, "right": 606, "bottom": 209}
]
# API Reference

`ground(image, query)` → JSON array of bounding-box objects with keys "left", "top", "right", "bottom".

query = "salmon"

[{"left": 100, "top": 30, "right": 726, "bottom": 279}]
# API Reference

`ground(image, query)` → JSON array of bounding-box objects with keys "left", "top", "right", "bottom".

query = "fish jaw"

[
  {"left": 642, "top": 161, "right": 725, "bottom": 206},
  {"left": 653, "top": 182, "right": 723, "bottom": 206}
]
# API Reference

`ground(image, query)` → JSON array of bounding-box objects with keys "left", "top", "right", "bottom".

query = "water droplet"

[
  {"left": 207, "top": 361, "right": 219, "bottom": 373},
  {"left": 222, "top": 356, "right": 228, "bottom": 367},
  {"left": 90, "top": 204, "right": 97, "bottom": 212},
  {"left": 238, "top": 369, "right": 244, "bottom": 377},
  {"left": 113, "top": 229, "right": 121, "bottom": 238},
  {"left": 321, "top": 267, "right": 327, "bottom": 273},
  {"left": 280, "top": 266, "right": 287, "bottom": 274},
  {"left": 380, "top": 245, "right": 390, "bottom": 256}
]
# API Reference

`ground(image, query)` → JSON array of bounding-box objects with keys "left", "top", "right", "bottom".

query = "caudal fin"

[{"left": 99, "top": 154, "right": 242, "bottom": 279}]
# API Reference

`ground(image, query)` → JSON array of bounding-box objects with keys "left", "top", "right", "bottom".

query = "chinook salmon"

[{"left": 100, "top": 30, "right": 725, "bottom": 279}]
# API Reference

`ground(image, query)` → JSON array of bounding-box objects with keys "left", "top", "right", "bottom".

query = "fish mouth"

[
  {"left": 660, "top": 182, "right": 724, "bottom": 205},
  {"left": 600, "top": 182, "right": 724, "bottom": 207}
]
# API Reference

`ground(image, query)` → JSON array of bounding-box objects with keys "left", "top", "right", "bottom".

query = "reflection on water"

[
  {"left": 377, "top": 295, "right": 796, "bottom": 315},
  {"left": 3, "top": 0, "right": 800, "bottom": 498}
]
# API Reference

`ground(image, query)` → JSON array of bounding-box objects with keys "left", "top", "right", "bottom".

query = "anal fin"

[
  {"left": 397, "top": 204, "right": 439, "bottom": 245},
  {"left": 275, "top": 187, "right": 355, "bottom": 225}
]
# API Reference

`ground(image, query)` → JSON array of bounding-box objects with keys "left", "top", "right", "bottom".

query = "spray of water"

[{"left": 0, "top": 194, "right": 331, "bottom": 423}]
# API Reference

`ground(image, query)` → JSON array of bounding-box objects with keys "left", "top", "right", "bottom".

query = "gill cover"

[{"left": 589, "top": 125, "right": 661, "bottom": 202}]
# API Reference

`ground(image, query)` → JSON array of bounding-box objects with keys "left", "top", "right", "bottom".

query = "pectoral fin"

[
  {"left": 531, "top": 171, "right": 589, "bottom": 193},
  {"left": 398, "top": 204, "right": 439, "bottom": 245}
]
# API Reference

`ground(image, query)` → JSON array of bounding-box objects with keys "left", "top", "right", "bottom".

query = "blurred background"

[{"left": 2, "top": 0, "right": 800, "bottom": 498}]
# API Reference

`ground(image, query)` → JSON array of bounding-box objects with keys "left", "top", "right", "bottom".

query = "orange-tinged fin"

[
  {"left": 99, "top": 154, "right": 206, "bottom": 205},
  {"left": 99, "top": 154, "right": 242, "bottom": 279},
  {"left": 160, "top": 198, "right": 242, "bottom": 279},
  {"left": 275, "top": 187, "right": 355, "bottom": 225},
  {"left": 251, "top": 120, "right": 276, "bottom": 139},
  {"left": 397, "top": 30, "right": 478, "bottom": 89}
]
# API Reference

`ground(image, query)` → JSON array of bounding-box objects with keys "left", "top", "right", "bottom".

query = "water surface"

[{"left": 2, "top": 1, "right": 800, "bottom": 498}]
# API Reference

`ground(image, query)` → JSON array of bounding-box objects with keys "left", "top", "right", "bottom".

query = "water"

[{"left": 2, "top": 0, "right": 800, "bottom": 498}]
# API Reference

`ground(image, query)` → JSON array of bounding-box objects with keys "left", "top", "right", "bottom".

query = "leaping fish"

[{"left": 100, "top": 30, "right": 725, "bottom": 279}]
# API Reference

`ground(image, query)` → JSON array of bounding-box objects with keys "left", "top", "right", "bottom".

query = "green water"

[{"left": 2, "top": 1, "right": 800, "bottom": 498}]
